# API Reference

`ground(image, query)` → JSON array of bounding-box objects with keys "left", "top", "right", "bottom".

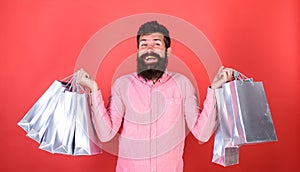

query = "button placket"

[{"left": 150, "top": 86, "right": 158, "bottom": 172}]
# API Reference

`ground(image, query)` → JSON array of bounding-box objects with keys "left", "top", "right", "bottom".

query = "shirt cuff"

[
  {"left": 90, "top": 89, "right": 104, "bottom": 107},
  {"left": 207, "top": 87, "right": 216, "bottom": 97}
]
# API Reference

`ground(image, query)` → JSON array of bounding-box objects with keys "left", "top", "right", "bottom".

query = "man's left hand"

[{"left": 210, "top": 66, "right": 234, "bottom": 89}]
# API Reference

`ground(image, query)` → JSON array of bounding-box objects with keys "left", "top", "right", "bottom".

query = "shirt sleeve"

[
  {"left": 183, "top": 79, "right": 218, "bottom": 143},
  {"left": 90, "top": 81, "right": 125, "bottom": 142}
]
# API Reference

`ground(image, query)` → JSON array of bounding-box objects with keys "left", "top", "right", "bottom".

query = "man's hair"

[{"left": 137, "top": 21, "right": 171, "bottom": 49}]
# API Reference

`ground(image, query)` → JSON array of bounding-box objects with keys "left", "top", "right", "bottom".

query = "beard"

[{"left": 137, "top": 52, "right": 168, "bottom": 81}]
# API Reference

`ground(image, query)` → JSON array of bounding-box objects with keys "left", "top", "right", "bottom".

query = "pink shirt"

[{"left": 91, "top": 72, "right": 218, "bottom": 172}]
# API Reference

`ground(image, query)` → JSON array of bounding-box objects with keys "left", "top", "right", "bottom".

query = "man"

[{"left": 77, "top": 21, "right": 233, "bottom": 172}]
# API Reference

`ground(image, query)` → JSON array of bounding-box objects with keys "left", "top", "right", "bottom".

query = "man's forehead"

[{"left": 139, "top": 33, "right": 164, "bottom": 41}]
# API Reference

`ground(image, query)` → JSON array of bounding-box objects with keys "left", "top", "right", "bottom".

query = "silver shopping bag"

[
  {"left": 18, "top": 75, "right": 102, "bottom": 156},
  {"left": 73, "top": 93, "right": 102, "bottom": 155},
  {"left": 18, "top": 80, "right": 68, "bottom": 143},
  {"left": 39, "top": 90, "right": 76, "bottom": 155},
  {"left": 212, "top": 71, "right": 277, "bottom": 166}
]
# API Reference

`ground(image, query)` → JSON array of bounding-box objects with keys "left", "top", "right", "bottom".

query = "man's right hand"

[{"left": 76, "top": 69, "right": 99, "bottom": 92}]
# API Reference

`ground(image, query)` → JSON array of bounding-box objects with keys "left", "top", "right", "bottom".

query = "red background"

[{"left": 1, "top": 0, "right": 299, "bottom": 172}]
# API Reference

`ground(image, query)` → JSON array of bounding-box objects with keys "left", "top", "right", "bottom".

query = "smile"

[{"left": 144, "top": 56, "right": 158, "bottom": 63}]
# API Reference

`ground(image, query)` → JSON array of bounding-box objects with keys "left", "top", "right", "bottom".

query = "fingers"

[
  {"left": 77, "top": 68, "right": 90, "bottom": 79},
  {"left": 75, "top": 69, "right": 99, "bottom": 91},
  {"left": 76, "top": 68, "right": 93, "bottom": 87},
  {"left": 218, "top": 66, "right": 234, "bottom": 82},
  {"left": 217, "top": 66, "right": 224, "bottom": 76},
  {"left": 211, "top": 66, "right": 235, "bottom": 89}
]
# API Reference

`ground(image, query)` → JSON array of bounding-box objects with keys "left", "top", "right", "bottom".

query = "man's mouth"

[{"left": 144, "top": 56, "right": 158, "bottom": 63}]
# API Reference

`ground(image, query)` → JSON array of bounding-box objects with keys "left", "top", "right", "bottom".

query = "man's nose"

[
  {"left": 146, "top": 43, "right": 155, "bottom": 52},
  {"left": 147, "top": 48, "right": 153, "bottom": 53}
]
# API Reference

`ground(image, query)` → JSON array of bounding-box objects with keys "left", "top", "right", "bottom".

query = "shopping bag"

[
  {"left": 212, "top": 86, "right": 240, "bottom": 166},
  {"left": 73, "top": 93, "right": 102, "bottom": 155},
  {"left": 18, "top": 74, "right": 102, "bottom": 156},
  {"left": 18, "top": 80, "right": 69, "bottom": 143},
  {"left": 212, "top": 71, "right": 277, "bottom": 166},
  {"left": 39, "top": 90, "right": 76, "bottom": 155}
]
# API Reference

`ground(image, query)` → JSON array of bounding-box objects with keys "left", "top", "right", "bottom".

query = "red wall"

[{"left": 1, "top": 0, "right": 299, "bottom": 172}]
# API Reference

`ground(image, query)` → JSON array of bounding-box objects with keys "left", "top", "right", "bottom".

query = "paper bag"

[
  {"left": 18, "top": 75, "right": 102, "bottom": 156},
  {"left": 212, "top": 71, "right": 277, "bottom": 166}
]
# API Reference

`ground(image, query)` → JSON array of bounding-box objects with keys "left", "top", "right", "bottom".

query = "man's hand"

[
  {"left": 210, "top": 66, "right": 234, "bottom": 89},
  {"left": 76, "top": 69, "right": 99, "bottom": 92}
]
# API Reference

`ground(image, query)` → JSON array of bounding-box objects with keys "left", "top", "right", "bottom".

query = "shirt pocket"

[
  {"left": 164, "top": 97, "right": 182, "bottom": 121},
  {"left": 157, "top": 97, "right": 183, "bottom": 139}
]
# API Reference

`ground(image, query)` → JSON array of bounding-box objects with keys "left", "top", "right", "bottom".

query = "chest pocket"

[
  {"left": 164, "top": 97, "right": 182, "bottom": 121},
  {"left": 155, "top": 97, "right": 183, "bottom": 137}
]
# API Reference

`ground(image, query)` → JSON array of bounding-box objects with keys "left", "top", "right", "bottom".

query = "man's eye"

[
  {"left": 141, "top": 43, "right": 147, "bottom": 47},
  {"left": 154, "top": 41, "right": 162, "bottom": 46}
]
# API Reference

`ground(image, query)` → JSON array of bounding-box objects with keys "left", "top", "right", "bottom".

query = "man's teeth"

[{"left": 145, "top": 57, "right": 156, "bottom": 60}]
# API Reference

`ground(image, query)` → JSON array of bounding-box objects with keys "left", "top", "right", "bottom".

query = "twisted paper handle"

[
  {"left": 61, "top": 74, "right": 88, "bottom": 94},
  {"left": 233, "top": 71, "right": 253, "bottom": 82}
]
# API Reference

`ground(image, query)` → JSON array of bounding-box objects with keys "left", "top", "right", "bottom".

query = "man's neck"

[{"left": 137, "top": 69, "right": 164, "bottom": 82}]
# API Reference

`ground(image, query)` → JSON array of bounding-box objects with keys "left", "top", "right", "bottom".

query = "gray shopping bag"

[
  {"left": 18, "top": 80, "right": 68, "bottom": 142},
  {"left": 39, "top": 90, "right": 76, "bottom": 155},
  {"left": 212, "top": 71, "right": 277, "bottom": 166},
  {"left": 73, "top": 93, "right": 102, "bottom": 155},
  {"left": 19, "top": 74, "right": 102, "bottom": 156}
]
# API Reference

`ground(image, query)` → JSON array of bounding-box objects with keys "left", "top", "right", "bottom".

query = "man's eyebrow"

[
  {"left": 139, "top": 38, "right": 162, "bottom": 42},
  {"left": 139, "top": 38, "right": 147, "bottom": 42}
]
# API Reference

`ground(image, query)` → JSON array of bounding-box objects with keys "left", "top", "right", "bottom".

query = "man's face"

[
  {"left": 138, "top": 33, "right": 167, "bottom": 64},
  {"left": 137, "top": 33, "right": 170, "bottom": 79}
]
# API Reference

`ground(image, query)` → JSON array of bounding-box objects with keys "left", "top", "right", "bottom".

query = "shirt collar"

[{"left": 135, "top": 71, "right": 171, "bottom": 86}]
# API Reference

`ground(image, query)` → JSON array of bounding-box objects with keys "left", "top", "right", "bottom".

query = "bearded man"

[{"left": 77, "top": 21, "right": 233, "bottom": 172}]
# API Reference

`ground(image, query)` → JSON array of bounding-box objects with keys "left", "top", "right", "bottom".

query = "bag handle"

[
  {"left": 61, "top": 74, "right": 89, "bottom": 94},
  {"left": 61, "top": 74, "right": 74, "bottom": 82},
  {"left": 233, "top": 71, "right": 253, "bottom": 82},
  {"left": 232, "top": 71, "right": 255, "bottom": 86},
  {"left": 73, "top": 74, "right": 89, "bottom": 94}
]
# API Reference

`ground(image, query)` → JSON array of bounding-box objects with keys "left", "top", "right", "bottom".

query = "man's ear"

[{"left": 166, "top": 47, "right": 172, "bottom": 57}]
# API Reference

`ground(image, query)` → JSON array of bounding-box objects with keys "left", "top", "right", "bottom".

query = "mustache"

[{"left": 139, "top": 52, "right": 161, "bottom": 60}]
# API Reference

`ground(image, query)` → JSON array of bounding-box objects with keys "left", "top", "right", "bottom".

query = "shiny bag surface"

[
  {"left": 74, "top": 93, "right": 102, "bottom": 155},
  {"left": 18, "top": 75, "right": 102, "bottom": 156},
  {"left": 18, "top": 81, "right": 67, "bottom": 143},
  {"left": 39, "top": 90, "right": 76, "bottom": 155},
  {"left": 212, "top": 72, "right": 277, "bottom": 166}
]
